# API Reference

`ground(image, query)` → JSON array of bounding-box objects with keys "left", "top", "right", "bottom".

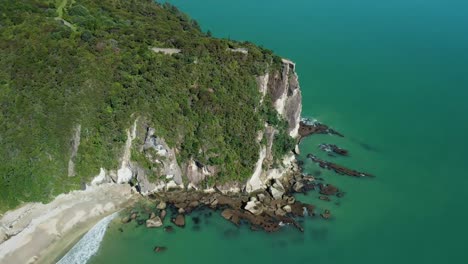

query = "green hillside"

[{"left": 0, "top": 0, "right": 291, "bottom": 211}]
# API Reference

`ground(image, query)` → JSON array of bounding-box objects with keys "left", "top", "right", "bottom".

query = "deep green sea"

[{"left": 84, "top": 0, "right": 468, "bottom": 263}]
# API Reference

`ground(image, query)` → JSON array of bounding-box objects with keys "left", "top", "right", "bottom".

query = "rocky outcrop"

[
  {"left": 150, "top": 47, "right": 181, "bottom": 55},
  {"left": 117, "top": 119, "right": 138, "bottom": 183},
  {"left": 90, "top": 168, "right": 113, "bottom": 186},
  {"left": 146, "top": 216, "right": 163, "bottom": 228},
  {"left": 141, "top": 127, "right": 183, "bottom": 185},
  {"left": 247, "top": 59, "right": 302, "bottom": 193},
  {"left": 68, "top": 124, "right": 81, "bottom": 177},
  {"left": 268, "top": 59, "right": 302, "bottom": 138},
  {"left": 184, "top": 159, "right": 214, "bottom": 187}
]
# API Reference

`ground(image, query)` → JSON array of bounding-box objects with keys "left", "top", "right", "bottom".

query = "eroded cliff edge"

[{"left": 84, "top": 58, "right": 303, "bottom": 196}]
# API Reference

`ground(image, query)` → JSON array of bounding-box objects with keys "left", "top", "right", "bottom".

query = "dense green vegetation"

[{"left": 0, "top": 0, "right": 294, "bottom": 211}]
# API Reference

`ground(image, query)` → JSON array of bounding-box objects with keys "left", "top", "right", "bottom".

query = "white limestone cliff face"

[
  {"left": 136, "top": 126, "right": 184, "bottom": 194},
  {"left": 89, "top": 59, "right": 302, "bottom": 195},
  {"left": 268, "top": 59, "right": 302, "bottom": 138},
  {"left": 257, "top": 73, "right": 269, "bottom": 104},
  {"left": 184, "top": 159, "right": 216, "bottom": 187},
  {"left": 117, "top": 119, "right": 138, "bottom": 183},
  {"left": 246, "top": 146, "right": 267, "bottom": 192},
  {"left": 247, "top": 59, "right": 302, "bottom": 193}
]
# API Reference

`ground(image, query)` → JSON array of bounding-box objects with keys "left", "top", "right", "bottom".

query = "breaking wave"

[{"left": 56, "top": 212, "right": 118, "bottom": 264}]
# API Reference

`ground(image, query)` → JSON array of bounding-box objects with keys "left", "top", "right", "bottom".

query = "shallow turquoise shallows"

[{"left": 87, "top": 0, "right": 468, "bottom": 263}]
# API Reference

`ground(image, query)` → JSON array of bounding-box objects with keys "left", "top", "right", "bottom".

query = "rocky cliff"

[
  {"left": 87, "top": 59, "right": 302, "bottom": 196},
  {"left": 246, "top": 59, "right": 302, "bottom": 193}
]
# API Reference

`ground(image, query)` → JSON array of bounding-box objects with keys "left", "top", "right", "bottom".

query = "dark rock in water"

[
  {"left": 298, "top": 121, "right": 344, "bottom": 139},
  {"left": 164, "top": 226, "right": 174, "bottom": 233},
  {"left": 319, "top": 184, "right": 339, "bottom": 196},
  {"left": 307, "top": 153, "right": 374, "bottom": 177},
  {"left": 118, "top": 227, "right": 124, "bottom": 233},
  {"left": 204, "top": 212, "right": 212, "bottom": 217},
  {"left": 192, "top": 216, "right": 200, "bottom": 225},
  {"left": 321, "top": 210, "right": 331, "bottom": 220},
  {"left": 173, "top": 214, "right": 185, "bottom": 227},
  {"left": 137, "top": 219, "right": 145, "bottom": 225},
  {"left": 319, "top": 144, "right": 349, "bottom": 156},
  {"left": 224, "top": 229, "right": 240, "bottom": 238},
  {"left": 153, "top": 246, "right": 167, "bottom": 253},
  {"left": 250, "top": 225, "right": 260, "bottom": 231},
  {"left": 336, "top": 192, "right": 345, "bottom": 198},
  {"left": 312, "top": 170, "right": 322, "bottom": 176},
  {"left": 319, "top": 196, "right": 331, "bottom": 201}
]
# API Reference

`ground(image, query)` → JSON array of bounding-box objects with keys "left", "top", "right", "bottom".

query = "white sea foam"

[{"left": 56, "top": 212, "right": 118, "bottom": 264}]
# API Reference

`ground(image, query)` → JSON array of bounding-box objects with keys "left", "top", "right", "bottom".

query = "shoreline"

[
  {"left": 39, "top": 211, "right": 119, "bottom": 264},
  {"left": 0, "top": 183, "right": 136, "bottom": 264}
]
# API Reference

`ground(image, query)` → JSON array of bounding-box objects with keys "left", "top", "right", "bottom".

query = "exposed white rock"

[
  {"left": 165, "top": 180, "right": 183, "bottom": 191},
  {"left": 142, "top": 128, "right": 183, "bottom": 185},
  {"left": 68, "top": 124, "right": 81, "bottom": 177},
  {"left": 117, "top": 119, "right": 138, "bottom": 184},
  {"left": 257, "top": 74, "right": 269, "bottom": 104},
  {"left": 227, "top": 48, "right": 248, "bottom": 54},
  {"left": 203, "top": 188, "right": 216, "bottom": 194},
  {"left": 245, "top": 200, "right": 263, "bottom": 215},
  {"left": 187, "top": 183, "right": 199, "bottom": 191},
  {"left": 269, "top": 180, "right": 285, "bottom": 200},
  {"left": 246, "top": 147, "right": 267, "bottom": 192},
  {"left": 185, "top": 159, "right": 213, "bottom": 186},
  {"left": 156, "top": 201, "right": 167, "bottom": 210},
  {"left": 91, "top": 168, "right": 107, "bottom": 186},
  {"left": 146, "top": 216, "right": 163, "bottom": 228},
  {"left": 150, "top": 47, "right": 181, "bottom": 55}
]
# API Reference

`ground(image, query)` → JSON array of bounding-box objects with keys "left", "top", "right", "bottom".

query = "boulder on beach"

[
  {"left": 157, "top": 201, "right": 167, "bottom": 210},
  {"left": 146, "top": 216, "right": 163, "bottom": 228},
  {"left": 160, "top": 210, "right": 167, "bottom": 220},
  {"left": 293, "top": 181, "right": 304, "bottom": 192},
  {"left": 245, "top": 200, "right": 263, "bottom": 215},
  {"left": 173, "top": 214, "right": 185, "bottom": 227},
  {"left": 221, "top": 209, "right": 234, "bottom": 220},
  {"left": 269, "top": 181, "right": 285, "bottom": 200}
]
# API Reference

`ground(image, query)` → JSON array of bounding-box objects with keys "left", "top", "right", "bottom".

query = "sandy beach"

[{"left": 0, "top": 183, "right": 135, "bottom": 264}]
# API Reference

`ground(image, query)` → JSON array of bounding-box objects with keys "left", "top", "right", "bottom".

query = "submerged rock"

[
  {"left": 153, "top": 246, "right": 167, "bottom": 253},
  {"left": 164, "top": 226, "right": 174, "bottom": 233},
  {"left": 173, "top": 214, "right": 185, "bottom": 227},
  {"left": 307, "top": 153, "right": 374, "bottom": 177},
  {"left": 319, "top": 184, "right": 339, "bottom": 196},
  {"left": 121, "top": 216, "right": 131, "bottom": 224},
  {"left": 321, "top": 210, "right": 331, "bottom": 220}
]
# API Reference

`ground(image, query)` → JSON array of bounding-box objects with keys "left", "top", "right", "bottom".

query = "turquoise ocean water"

[{"left": 85, "top": 0, "right": 468, "bottom": 263}]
